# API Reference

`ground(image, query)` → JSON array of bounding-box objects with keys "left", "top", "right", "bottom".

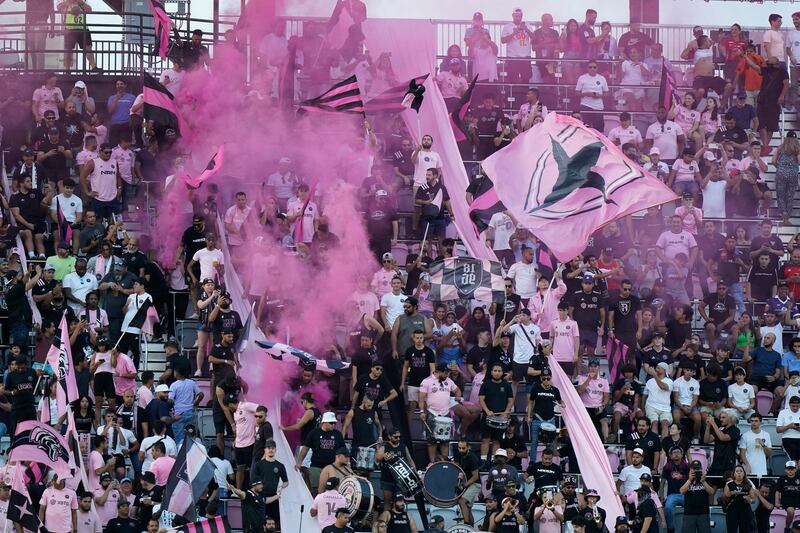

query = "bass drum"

[
  {"left": 447, "top": 525, "right": 476, "bottom": 533},
  {"left": 387, "top": 458, "right": 422, "bottom": 497},
  {"left": 338, "top": 476, "right": 375, "bottom": 521},
  {"left": 422, "top": 461, "right": 466, "bottom": 507}
]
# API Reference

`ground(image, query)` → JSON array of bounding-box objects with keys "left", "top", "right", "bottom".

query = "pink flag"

[
  {"left": 142, "top": 304, "right": 160, "bottom": 336},
  {"left": 147, "top": 0, "right": 172, "bottom": 60},
  {"left": 481, "top": 113, "right": 678, "bottom": 262},
  {"left": 46, "top": 313, "right": 79, "bottom": 409},
  {"left": 9, "top": 420, "right": 72, "bottom": 477},
  {"left": 549, "top": 356, "right": 625, "bottom": 530},
  {"left": 177, "top": 145, "right": 225, "bottom": 189}
]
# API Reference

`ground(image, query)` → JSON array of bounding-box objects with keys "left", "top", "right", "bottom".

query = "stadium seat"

[
  {"left": 391, "top": 243, "right": 409, "bottom": 265},
  {"left": 709, "top": 506, "right": 727, "bottom": 533},
  {"left": 672, "top": 507, "right": 684, "bottom": 531},
  {"left": 227, "top": 498, "right": 243, "bottom": 528},
  {"left": 770, "top": 449, "right": 789, "bottom": 476},
  {"left": 688, "top": 447, "right": 708, "bottom": 472},
  {"left": 756, "top": 390, "right": 774, "bottom": 417},
  {"left": 771, "top": 508, "right": 787, "bottom": 532}
]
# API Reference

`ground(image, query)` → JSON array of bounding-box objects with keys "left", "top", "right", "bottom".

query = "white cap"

[
  {"left": 493, "top": 448, "right": 508, "bottom": 457},
  {"left": 648, "top": 147, "right": 660, "bottom": 156},
  {"left": 657, "top": 362, "right": 670, "bottom": 371},
  {"left": 375, "top": 189, "right": 388, "bottom": 197},
  {"left": 632, "top": 447, "right": 644, "bottom": 455},
  {"left": 279, "top": 157, "right": 291, "bottom": 164},
  {"left": 382, "top": 252, "right": 394, "bottom": 261},
  {"left": 155, "top": 384, "right": 170, "bottom": 393},
  {"left": 321, "top": 411, "right": 337, "bottom": 423},
  {"left": 788, "top": 460, "right": 798, "bottom": 468},
  {"left": 74, "top": 80, "right": 86, "bottom": 89},
  {"left": 703, "top": 151, "right": 717, "bottom": 161}
]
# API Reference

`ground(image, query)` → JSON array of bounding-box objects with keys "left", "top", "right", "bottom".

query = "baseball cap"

[
  {"left": 791, "top": 396, "right": 800, "bottom": 405},
  {"left": 648, "top": 146, "right": 660, "bottom": 156},
  {"left": 375, "top": 189, "right": 388, "bottom": 197},
  {"left": 581, "top": 273, "right": 594, "bottom": 284},
  {"left": 279, "top": 157, "right": 291, "bottom": 164},
  {"left": 737, "top": 91, "right": 747, "bottom": 99},
  {"left": 640, "top": 472, "right": 653, "bottom": 481},
  {"left": 585, "top": 489, "right": 600, "bottom": 500},
  {"left": 321, "top": 411, "right": 337, "bottom": 423},
  {"left": 265, "top": 439, "right": 277, "bottom": 448},
  {"left": 141, "top": 472, "right": 156, "bottom": 484},
  {"left": 541, "top": 367, "right": 552, "bottom": 376},
  {"left": 44, "top": 263, "right": 56, "bottom": 271},
  {"left": 100, "top": 472, "right": 112, "bottom": 481},
  {"left": 703, "top": 151, "right": 717, "bottom": 161},
  {"left": 48, "top": 126, "right": 60, "bottom": 134},
  {"left": 432, "top": 515, "right": 445, "bottom": 524},
  {"left": 57, "top": 241, "right": 70, "bottom": 250},
  {"left": 192, "top": 214, "right": 205, "bottom": 223},
  {"left": 690, "top": 460, "right": 702, "bottom": 469},
  {"left": 493, "top": 448, "right": 508, "bottom": 457},
  {"left": 325, "top": 477, "right": 340, "bottom": 490},
  {"left": 657, "top": 362, "right": 670, "bottom": 372},
  {"left": 500, "top": 331, "right": 513, "bottom": 338},
  {"left": 394, "top": 492, "right": 406, "bottom": 500},
  {"left": 589, "top": 358, "right": 600, "bottom": 367},
  {"left": 117, "top": 500, "right": 130, "bottom": 508},
  {"left": 250, "top": 479, "right": 263, "bottom": 488},
  {"left": 74, "top": 80, "right": 87, "bottom": 89},
  {"left": 632, "top": 447, "right": 644, "bottom": 456},
  {"left": 155, "top": 384, "right": 170, "bottom": 393},
  {"left": 472, "top": 12, "right": 483, "bottom": 20},
  {"left": 615, "top": 517, "right": 629, "bottom": 527},
  {"left": 788, "top": 461, "right": 798, "bottom": 468},
  {"left": 382, "top": 252, "right": 394, "bottom": 261},
  {"left": 120, "top": 477, "right": 132, "bottom": 484}
]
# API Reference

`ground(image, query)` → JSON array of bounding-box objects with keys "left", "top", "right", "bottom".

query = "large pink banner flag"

[
  {"left": 549, "top": 355, "right": 625, "bottom": 530},
  {"left": 481, "top": 113, "right": 678, "bottom": 262}
]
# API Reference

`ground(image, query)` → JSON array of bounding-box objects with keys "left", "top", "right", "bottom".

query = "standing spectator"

[
  {"left": 618, "top": 47, "right": 650, "bottom": 112},
  {"left": 750, "top": 219, "right": 785, "bottom": 273},
  {"left": 778, "top": 396, "right": 800, "bottom": 460},
  {"left": 569, "top": 273, "right": 606, "bottom": 357},
  {"left": 739, "top": 413, "right": 773, "bottom": 477},
  {"left": 776, "top": 461, "right": 800, "bottom": 530},
  {"left": 106, "top": 80, "right": 136, "bottom": 147},
  {"left": 507, "top": 246, "right": 537, "bottom": 303},
  {"left": 168, "top": 363, "right": 202, "bottom": 445},
  {"left": 645, "top": 107, "right": 685, "bottom": 164},
  {"left": 723, "top": 466, "right": 758, "bottom": 533},
  {"left": 532, "top": 13, "right": 560, "bottom": 85},
  {"left": 295, "top": 412, "right": 346, "bottom": 496},
  {"left": 756, "top": 56, "right": 789, "bottom": 154},
  {"left": 224, "top": 191, "right": 254, "bottom": 257},
  {"left": 80, "top": 143, "right": 122, "bottom": 221},
  {"left": 661, "top": 446, "right": 689, "bottom": 532},
  {"left": 617, "top": 18, "right": 653, "bottom": 60},
  {"left": 501, "top": 8, "right": 534, "bottom": 86},
  {"left": 527, "top": 367, "right": 564, "bottom": 455},
  {"left": 463, "top": 12, "right": 490, "bottom": 65},
  {"left": 576, "top": 359, "right": 610, "bottom": 440},
  {"left": 679, "top": 458, "right": 715, "bottom": 533},
  {"left": 762, "top": 14, "right": 787, "bottom": 66},
  {"left": 735, "top": 43, "right": 765, "bottom": 109},
  {"left": 704, "top": 409, "right": 741, "bottom": 482},
  {"left": 31, "top": 73, "right": 64, "bottom": 123},
  {"left": 435, "top": 59, "right": 468, "bottom": 112},
  {"left": 57, "top": 0, "right": 100, "bottom": 71},
  {"left": 574, "top": 60, "right": 609, "bottom": 132},
  {"left": 771, "top": 131, "right": 800, "bottom": 225}
]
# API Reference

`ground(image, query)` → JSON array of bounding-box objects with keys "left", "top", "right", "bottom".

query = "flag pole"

[
  {"left": 539, "top": 264, "right": 562, "bottom": 327},
  {"left": 113, "top": 329, "right": 128, "bottom": 351}
]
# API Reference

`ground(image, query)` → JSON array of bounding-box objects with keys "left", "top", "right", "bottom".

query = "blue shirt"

[
  {"left": 168, "top": 378, "right": 199, "bottom": 415},
  {"left": 729, "top": 103, "right": 756, "bottom": 130},
  {"left": 783, "top": 352, "right": 800, "bottom": 375},
  {"left": 751, "top": 347, "right": 782, "bottom": 378},
  {"left": 107, "top": 92, "right": 136, "bottom": 125}
]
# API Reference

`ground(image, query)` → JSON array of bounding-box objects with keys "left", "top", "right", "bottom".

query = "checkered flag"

[{"left": 428, "top": 257, "right": 505, "bottom": 303}]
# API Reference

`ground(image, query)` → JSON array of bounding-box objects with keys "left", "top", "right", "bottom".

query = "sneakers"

[{"left": 187, "top": 312, "right": 199, "bottom": 320}]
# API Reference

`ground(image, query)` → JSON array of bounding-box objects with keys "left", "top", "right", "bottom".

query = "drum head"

[
  {"left": 447, "top": 525, "right": 476, "bottom": 533},
  {"left": 423, "top": 461, "right": 465, "bottom": 507},
  {"left": 338, "top": 476, "right": 374, "bottom": 520}
]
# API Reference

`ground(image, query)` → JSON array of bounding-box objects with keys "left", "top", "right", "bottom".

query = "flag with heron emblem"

[
  {"left": 428, "top": 257, "right": 505, "bottom": 303},
  {"left": 10, "top": 420, "right": 72, "bottom": 478},
  {"left": 481, "top": 113, "right": 677, "bottom": 262}
]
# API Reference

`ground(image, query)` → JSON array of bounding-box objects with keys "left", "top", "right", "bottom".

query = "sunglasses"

[
  {"left": 542, "top": 377, "right": 551, "bottom": 381},
  {"left": 383, "top": 260, "right": 392, "bottom": 263},
  {"left": 588, "top": 65, "right": 598, "bottom": 69},
  {"left": 505, "top": 284, "right": 513, "bottom": 288},
  {"left": 373, "top": 367, "right": 384, "bottom": 372},
  {"left": 102, "top": 151, "right": 112, "bottom": 155}
]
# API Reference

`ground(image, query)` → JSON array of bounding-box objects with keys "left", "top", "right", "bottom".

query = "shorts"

[
  {"left": 672, "top": 180, "right": 700, "bottom": 195},
  {"left": 672, "top": 405, "right": 701, "bottom": 415},
  {"left": 613, "top": 402, "right": 631, "bottom": 416},
  {"left": 212, "top": 407, "right": 232, "bottom": 435},
  {"left": 65, "top": 29, "right": 92, "bottom": 50},
  {"left": 646, "top": 405, "right": 672, "bottom": 423},
  {"left": 753, "top": 376, "right": 781, "bottom": 392},
  {"left": 724, "top": 61, "right": 739, "bottom": 83},
  {"left": 406, "top": 386, "right": 420, "bottom": 403},
  {"left": 578, "top": 327, "right": 598, "bottom": 348},
  {"left": 699, "top": 405, "right": 723, "bottom": 418},
  {"left": 234, "top": 444, "right": 253, "bottom": 468},
  {"left": 22, "top": 221, "right": 47, "bottom": 234},
  {"left": 93, "top": 372, "right": 115, "bottom": 399},
  {"left": 512, "top": 362, "right": 528, "bottom": 382},
  {"left": 380, "top": 478, "right": 397, "bottom": 492},
  {"left": 757, "top": 104, "right": 780, "bottom": 132},
  {"left": 185, "top": 262, "right": 200, "bottom": 287},
  {"left": 460, "top": 483, "right": 481, "bottom": 505},
  {"left": 308, "top": 466, "right": 322, "bottom": 491},
  {"left": 693, "top": 75, "right": 727, "bottom": 96}
]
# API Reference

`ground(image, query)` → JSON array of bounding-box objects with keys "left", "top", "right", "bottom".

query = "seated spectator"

[
  {"left": 609, "top": 112, "right": 643, "bottom": 149},
  {"left": 10, "top": 175, "right": 51, "bottom": 259},
  {"left": 729, "top": 92, "right": 758, "bottom": 131},
  {"left": 644, "top": 107, "right": 685, "bottom": 165},
  {"left": 699, "top": 96, "right": 721, "bottom": 140},
  {"left": 669, "top": 93, "right": 702, "bottom": 151},
  {"left": 667, "top": 149, "right": 701, "bottom": 202}
]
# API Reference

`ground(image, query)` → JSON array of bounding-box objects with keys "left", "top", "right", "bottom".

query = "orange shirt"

[{"left": 736, "top": 54, "right": 765, "bottom": 92}]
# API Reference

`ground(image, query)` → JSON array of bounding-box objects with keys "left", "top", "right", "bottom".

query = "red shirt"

[
  {"left": 720, "top": 37, "right": 748, "bottom": 61},
  {"left": 782, "top": 263, "right": 800, "bottom": 299}
]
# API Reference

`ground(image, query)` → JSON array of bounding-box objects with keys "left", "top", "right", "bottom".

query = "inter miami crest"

[{"left": 454, "top": 259, "right": 484, "bottom": 297}]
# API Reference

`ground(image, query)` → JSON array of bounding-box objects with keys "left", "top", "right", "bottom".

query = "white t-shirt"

[
  {"left": 644, "top": 377, "right": 673, "bottom": 411},
  {"left": 645, "top": 121, "right": 684, "bottom": 160},
  {"left": 51, "top": 193, "right": 83, "bottom": 223},
  {"left": 96, "top": 425, "right": 136, "bottom": 455},
  {"left": 413, "top": 150, "right": 441, "bottom": 187},
  {"left": 121, "top": 292, "right": 153, "bottom": 334},
  {"left": 777, "top": 407, "right": 800, "bottom": 439},
  {"left": 509, "top": 322, "right": 542, "bottom": 364},
  {"left": 618, "top": 464, "right": 651, "bottom": 495},
  {"left": 784, "top": 384, "right": 800, "bottom": 409},
  {"left": 501, "top": 23, "right": 532, "bottom": 57},
  {"left": 575, "top": 74, "right": 609, "bottom": 110},
  {"left": 763, "top": 29, "right": 786, "bottom": 62},
  {"left": 210, "top": 457, "right": 234, "bottom": 488},
  {"left": 655, "top": 230, "right": 697, "bottom": 260},
  {"left": 672, "top": 377, "right": 700, "bottom": 406},
  {"left": 702, "top": 180, "right": 727, "bottom": 218},
  {"left": 609, "top": 126, "right": 643, "bottom": 147},
  {"left": 620, "top": 60, "right": 648, "bottom": 86},
  {"left": 643, "top": 161, "right": 670, "bottom": 181},
  {"left": 191, "top": 247, "right": 225, "bottom": 282},
  {"left": 140, "top": 435, "right": 177, "bottom": 472},
  {"left": 789, "top": 29, "right": 800, "bottom": 62},
  {"left": 487, "top": 212, "right": 515, "bottom": 251},
  {"left": 728, "top": 382, "right": 756, "bottom": 410},
  {"left": 380, "top": 292, "right": 407, "bottom": 329},
  {"left": 739, "top": 429, "right": 772, "bottom": 476},
  {"left": 62, "top": 271, "right": 99, "bottom": 311},
  {"left": 671, "top": 159, "right": 699, "bottom": 182},
  {"left": 507, "top": 260, "right": 538, "bottom": 298},
  {"left": 111, "top": 146, "right": 136, "bottom": 184},
  {"left": 159, "top": 68, "right": 185, "bottom": 95}
]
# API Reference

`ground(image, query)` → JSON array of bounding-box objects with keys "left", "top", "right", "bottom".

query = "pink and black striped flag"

[
  {"left": 10, "top": 420, "right": 72, "bottom": 477},
  {"left": 658, "top": 58, "right": 680, "bottom": 110},
  {"left": 299, "top": 75, "right": 364, "bottom": 115},
  {"left": 143, "top": 71, "right": 186, "bottom": 138},
  {"left": 467, "top": 176, "right": 506, "bottom": 235},
  {"left": 55, "top": 198, "right": 73, "bottom": 249},
  {"left": 606, "top": 337, "right": 629, "bottom": 385},
  {"left": 44, "top": 313, "right": 79, "bottom": 415},
  {"left": 450, "top": 75, "right": 478, "bottom": 142},
  {"left": 170, "top": 515, "right": 232, "bottom": 533},
  {"left": 147, "top": 0, "right": 172, "bottom": 59},
  {"left": 161, "top": 437, "right": 215, "bottom": 521},
  {"left": 364, "top": 74, "right": 429, "bottom": 114}
]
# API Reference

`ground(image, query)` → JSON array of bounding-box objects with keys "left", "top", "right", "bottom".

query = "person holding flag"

[
  {"left": 118, "top": 277, "right": 154, "bottom": 367},
  {"left": 286, "top": 183, "right": 319, "bottom": 256},
  {"left": 414, "top": 168, "right": 451, "bottom": 242},
  {"left": 49, "top": 177, "right": 83, "bottom": 254}
]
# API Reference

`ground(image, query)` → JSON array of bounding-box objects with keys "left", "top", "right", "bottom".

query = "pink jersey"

[
  {"left": 40, "top": 487, "right": 78, "bottom": 533},
  {"left": 577, "top": 374, "right": 610, "bottom": 408},
  {"left": 673, "top": 105, "right": 700, "bottom": 132},
  {"left": 151, "top": 456, "right": 176, "bottom": 486},
  {"left": 371, "top": 268, "right": 397, "bottom": 299},
  {"left": 137, "top": 385, "right": 153, "bottom": 410},
  {"left": 467, "top": 372, "right": 484, "bottom": 405},
  {"left": 550, "top": 318, "right": 579, "bottom": 362},
  {"left": 92, "top": 488, "right": 119, "bottom": 527},
  {"left": 419, "top": 376, "right": 457, "bottom": 415},
  {"left": 535, "top": 505, "right": 564, "bottom": 533},
  {"left": 311, "top": 490, "right": 349, "bottom": 528},
  {"left": 87, "top": 451, "right": 105, "bottom": 492},
  {"left": 113, "top": 353, "right": 137, "bottom": 395},
  {"left": 234, "top": 401, "right": 259, "bottom": 448},
  {"left": 76, "top": 509, "right": 102, "bottom": 533}
]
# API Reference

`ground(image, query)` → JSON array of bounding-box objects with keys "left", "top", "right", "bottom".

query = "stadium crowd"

[{"left": 6, "top": 2, "right": 800, "bottom": 533}]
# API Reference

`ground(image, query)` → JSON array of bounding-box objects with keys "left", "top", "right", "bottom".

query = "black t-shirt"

[
  {"left": 454, "top": 450, "right": 481, "bottom": 479},
  {"left": 478, "top": 379, "right": 513, "bottom": 413},
  {"left": 403, "top": 253, "right": 431, "bottom": 294},
  {"left": 392, "top": 148, "right": 414, "bottom": 176},
  {"left": 747, "top": 265, "right": 778, "bottom": 301},
  {"left": 322, "top": 526, "right": 354, "bottom": 533},
  {"left": 717, "top": 247, "right": 744, "bottom": 286},
  {"left": 569, "top": 290, "right": 604, "bottom": 329},
  {"left": 664, "top": 319, "right": 691, "bottom": 351},
  {"left": 488, "top": 346, "right": 512, "bottom": 374},
  {"left": 37, "top": 140, "right": 70, "bottom": 180},
  {"left": 625, "top": 431, "right": 662, "bottom": 469},
  {"left": 529, "top": 385, "right": 561, "bottom": 420},
  {"left": 699, "top": 378, "right": 728, "bottom": 404},
  {"left": 709, "top": 425, "right": 741, "bottom": 474},
  {"left": 642, "top": 347, "right": 671, "bottom": 370},
  {"left": 351, "top": 406, "right": 378, "bottom": 447},
  {"left": 609, "top": 295, "right": 640, "bottom": 334},
  {"left": 5, "top": 368, "right": 37, "bottom": 411},
  {"left": 105, "top": 517, "right": 138, "bottom": 533},
  {"left": 777, "top": 475, "right": 800, "bottom": 505},
  {"left": 525, "top": 461, "right": 563, "bottom": 488},
  {"left": 498, "top": 432, "right": 527, "bottom": 469},
  {"left": 612, "top": 378, "right": 642, "bottom": 409},
  {"left": 751, "top": 235, "right": 785, "bottom": 272},
  {"left": 134, "top": 484, "right": 163, "bottom": 528},
  {"left": 662, "top": 460, "right": 689, "bottom": 495},
  {"left": 366, "top": 200, "right": 398, "bottom": 241},
  {"left": 253, "top": 458, "right": 288, "bottom": 495},
  {"left": 9, "top": 189, "right": 45, "bottom": 224},
  {"left": 579, "top": 506, "right": 606, "bottom": 533},
  {"left": 637, "top": 498, "right": 659, "bottom": 533},
  {"left": 643, "top": 292, "right": 675, "bottom": 320},
  {"left": 697, "top": 233, "right": 726, "bottom": 264},
  {"left": 493, "top": 293, "right": 522, "bottom": 323},
  {"left": 242, "top": 489, "right": 267, "bottom": 531},
  {"left": 62, "top": 113, "right": 85, "bottom": 147},
  {"left": 351, "top": 348, "right": 379, "bottom": 379},
  {"left": 6, "top": 282, "right": 31, "bottom": 323},
  {"left": 683, "top": 481, "right": 711, "bottom": 515},
  {"left": 703, "top": 293, "right": 736, "bottom": 325},
  {"left": 211, "top": 309, "right": 243, "bottom": 342},
  {"left": 304, "top": 427, "right": 346, "bottom": 468},
  {"left": 209, "top": 343, "right": 236, "bottom": 383},
  {"left": 181, "top": 226, "right": 207, "bottom": 266},
  {"left": 404, "top": 346, "right": 435, "bottom": 387},
  {"left": 527, "top": 355, "right": 548, "bottom": 388},
  {"left": 32, "top": 277, "right": 57, "bottom": 307},
  {"left": 415, "top": 181, "right": 450, "bottom": 220},
  {"left": 122, "top": 250, "right": 147, "bottom": 275},
  {"left": 677, "top": 354, "right": 706, "bottom": 376},
  {"left": 354, "top": 374, "right": 395, "bottom": 403}
]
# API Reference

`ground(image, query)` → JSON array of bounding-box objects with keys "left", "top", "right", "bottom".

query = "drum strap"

[{"left": 333, "top": 464, "right": 354, "bottom": 478}]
